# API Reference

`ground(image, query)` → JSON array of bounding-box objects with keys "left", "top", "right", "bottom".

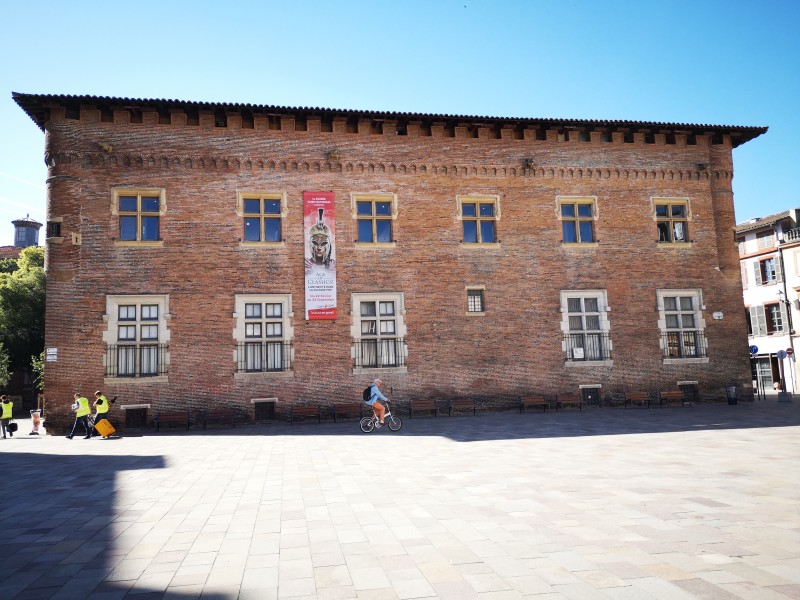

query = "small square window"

[{"left": 467, "top": 289, "right": 485, "bottom": 313}]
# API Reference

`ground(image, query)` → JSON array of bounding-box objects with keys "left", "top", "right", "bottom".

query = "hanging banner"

[{"left": 304, "top": 191, "right": 337, "bottom": 320}]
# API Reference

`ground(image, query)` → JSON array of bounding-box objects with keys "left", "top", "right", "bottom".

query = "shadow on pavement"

[
  {"left": 137, "top": 400, "right": 800, "bottom": 442},
  {"left": 0, "top": 451, "right": 219, "bottom": 599}
]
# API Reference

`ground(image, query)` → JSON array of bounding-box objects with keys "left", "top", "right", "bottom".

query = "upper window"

[
  {"left": 103, "top": 295, "right": 170, "bottom": 379},
  {"left": 118, "top": 193, "right": 161, "bottom": 241},
  {"left": 112, "top": 189, "right": 165, "bottom": 245},
  {"left": 655, "top": 199, "right": 689, "bottom": 243},
  {"left": 657, "top": 290, "right": 706, "bottom": 360},
  {"left": 458, "top": 196, "right": 499, "bottom": 244},
  {"left": 357, "top": 199, "right": 392, "bottom": 243},
  {"left": 237, "top": 192, "right": 288, "bottom": 245},
  {"left": 243, "top": 196, "right": 282, "bottom": 242},
  {"left": 560, "top": 291, "right": 611, "bottom": 362},
  {"left": 351, "top": 194, "right": 397, "bottom": 245},
  {"left": 234, "top": 294, "right": 293, "bottom": 374},
  {"left": 558, "top": 197, "right": 596, "bottom": 244}
]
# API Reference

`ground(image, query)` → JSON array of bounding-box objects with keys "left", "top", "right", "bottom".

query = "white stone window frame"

[
  {"left": 559, "top": 290, "right": 612, "bottom": 367},
  {"left": 556, "top": 196, "right": 599, "bottom": 246},
  {"left": 652, "top": 196, "right": 692, "bottom": 245},
  {"left": 656, "top": 289, "right": 708, "bottom": 364},
  {"left": 111, "top": 187, "right": 167, "bottom": 247},
  {"left": 236, "top": 191, "right": 288, "bottom": 247},
  {"left": 233, "top": 294, "right": 294, "bottom": 379},
  {"left": 456, "top": 194, "right": 501, "bottom": 247},
  {"left": 351, "top": 291, "right": 408, "bottom": 375},
  {"left": 351, "top": 192, "right": 398, "bottom": 247},
  {"left": 103, "top": 294, "right": 171, "bottom": 383}
]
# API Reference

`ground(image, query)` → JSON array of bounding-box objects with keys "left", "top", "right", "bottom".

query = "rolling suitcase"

[{"left": 94, "top": 418, "right": 116, "bottom": 438}]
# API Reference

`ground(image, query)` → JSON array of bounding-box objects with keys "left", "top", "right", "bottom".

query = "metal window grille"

[
  {"left": 106, "top": 344, "right": 168, "bottom": 377},
  {"left": 353, "top": 337, "right": 405, "bottom": 369},
  {"left": 236, "top": 341, "right": 292, "bottom": 372},
  {"left": 564, "top": 333, "right": 611, "bottom": 361},
  {"left": 661, "top": 331, "right": 707, "bottom": 359}
]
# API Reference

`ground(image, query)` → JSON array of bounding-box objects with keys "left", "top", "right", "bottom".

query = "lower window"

[
  {"left": 351, "top": 292, "right": 407, "bottom": 369},
  {"left": 234, "top": 294, "right": 294, "bottom": 373},
  {"left": 658, "top": 290, "right": 706, "bottom": 359},
  {"left": 560, "top": 291, "right": 611, "bottom": 362},
  {"left": 104, "top": 295, "right": 170, "bottom": 378}
]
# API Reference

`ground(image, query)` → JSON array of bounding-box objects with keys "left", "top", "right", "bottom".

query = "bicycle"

[{"left": 360, "top": 399, "right": 403, "bottom": 433}]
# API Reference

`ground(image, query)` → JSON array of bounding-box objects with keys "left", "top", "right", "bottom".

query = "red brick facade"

[{"left": 14, "top": 93, "right": 766, "bottom": 430}]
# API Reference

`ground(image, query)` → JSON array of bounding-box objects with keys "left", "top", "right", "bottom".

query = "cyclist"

[{"left": 364, "top": 378, "right": 388, "bottom": 425}]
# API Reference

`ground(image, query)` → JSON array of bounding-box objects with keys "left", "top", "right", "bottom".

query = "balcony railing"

[
  {"left": 661, "top": 331, "right": 707, "bottom": 359},
  {"left": 785, "top": 227, "right": 800, "bottom": 242},
  {"left": 354, "top": 337, "right": 405, "bottom": 369},
  {"left": 564, "top": 333, "right": 612, "bottom": 361},
  {"left": 106, "top": 344, "right": 168, "bottom": 377},
  {"left": 236, "top": 341, "right": 292, "bottom": 373}
]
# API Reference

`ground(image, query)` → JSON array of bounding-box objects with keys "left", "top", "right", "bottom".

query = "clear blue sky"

[{"left": 1, "top": 0, "right": 797, "bottom": 246}]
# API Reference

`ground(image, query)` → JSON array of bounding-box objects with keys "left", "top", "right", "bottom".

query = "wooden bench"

[
  {"left": 154, "top": 411, "right": 191, "bottom": 432},
  {"left": 556, "top": 393, "right": 582, "bottom": 411},
  {"left": 660, "top": 390, "right": 691, "bottom": 408},
  {"left": 289, "top": 404, "right": 321, "bottom": 424},
  {"left": 410, "top": 399, "right": 439, "bottom": 418},
  {"left": 520, "top": 395, "right": 549, "bottom": 413},
  {"left": 625, "top": 391, "right": 651, "bottom": 408},
  {"left": 200, "top": 409, "right": 236, "bottom": 430},
  {"left": 448, "top": 399, "right": 476, "bottom": 416},
  {"left": 332, "top": 403, "right": 364, "bottom": 422}
]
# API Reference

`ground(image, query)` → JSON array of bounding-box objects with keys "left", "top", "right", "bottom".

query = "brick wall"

[{"left": 38, "top": 103, "right": 752, "bottom": 429}]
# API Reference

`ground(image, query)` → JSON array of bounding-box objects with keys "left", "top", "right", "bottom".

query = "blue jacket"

[{"left": 367, "top": 384, "right": 388, "bottom": 405}]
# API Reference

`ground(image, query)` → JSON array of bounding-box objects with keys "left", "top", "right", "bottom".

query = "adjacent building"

[
  {"left": 14, "top": 92, "right": 766, "bottom": 431},
  {"left": 736, "top": 210, "right": 800, "bottom": 394},
  {"left": 0, "top": 215, "right": 42, "bottom": 259}
]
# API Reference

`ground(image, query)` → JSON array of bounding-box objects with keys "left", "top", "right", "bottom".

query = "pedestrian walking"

[
  {"left": 1, "top": 395, "right": 13, "bottom": 439},
  {"left": 66, "top": 393, "right": 92, "bottom": 439},
  {"left": 91, "top": 391, "right": 113, "bottom": 438}
]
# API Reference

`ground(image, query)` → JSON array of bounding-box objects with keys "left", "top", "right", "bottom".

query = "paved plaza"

[{"left": 1, "top": 400, "right": 799, "bottom": 600}]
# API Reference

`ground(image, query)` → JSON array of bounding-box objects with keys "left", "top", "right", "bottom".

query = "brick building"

[{"left": 14, "top": 92, "right": 766, "bottom": 430}]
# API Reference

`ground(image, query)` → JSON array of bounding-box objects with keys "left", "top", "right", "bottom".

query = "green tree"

[
  {"left": 31, "top": 350, "right": 45, "bottom": 392},
  {"left": 0, "top": 342, "right": 10, "bottom": 389},
  {"left": 0, "top": 246, "right": 46, "bottom": 371},
  {"left": 0, "top": 258, "right": 19, "bottom": 274}
]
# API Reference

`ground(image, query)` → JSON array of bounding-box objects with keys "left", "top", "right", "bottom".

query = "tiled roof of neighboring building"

[
  {"left": 12, "top": 92, "right": 768, "bottom": 148},
  {"left": 735, "top": 210, "right": 797, "bottom": 234},
  {"left": 0, "top": 246, "right": 21, "bottom": 260}
]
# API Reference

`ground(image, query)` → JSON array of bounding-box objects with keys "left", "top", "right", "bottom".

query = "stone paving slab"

[{"left": 0, "top": 400, "right": 798, "bottom": 599}]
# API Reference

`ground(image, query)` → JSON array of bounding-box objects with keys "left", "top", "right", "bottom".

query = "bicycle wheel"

[
  {"left": 360, "top": 417, "right": 375, "bottom": 433},
  {"left": 387, "top": 415, "right": 402, "bottom": 431}
]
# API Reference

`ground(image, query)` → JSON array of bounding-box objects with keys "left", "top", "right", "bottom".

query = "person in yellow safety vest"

[
  {"left": 66, "top": 393, "right": 92, "bottom": 439},
  {"left": 1, "top": 395, "right": 13, "bottom": 439},
  {"left": 91, "top": 391, "right": 111, "bottom": 438}
]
